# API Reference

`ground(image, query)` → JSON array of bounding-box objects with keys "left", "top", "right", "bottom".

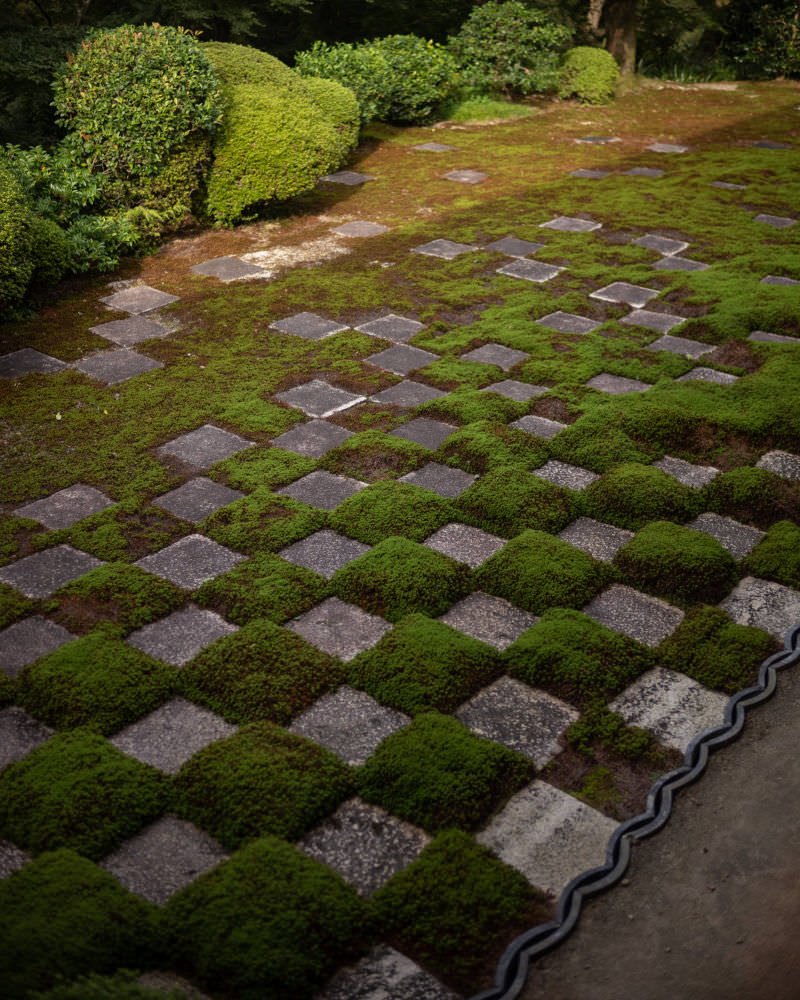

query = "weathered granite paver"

[
  {"left": 423, "top": 523, "right": 506, "bottom": 568},
  {"left": 590, "top": 282, "right": 658, "bottom": 308},
  {"left": 369, "top": 380, "right": 447, "bottom": 407},
  {"left": 15, "top": 484, "right": 114, "bottom": 529},
  {"left": 157, "top": 424, "right": 254, "bottom": 468},
  {"left": 440, "top": 594, "right": 538, "bottom": 651},
  {"left": 760, "top": 275, "right": 800, "bottom": 286},
  {"left": 752, "top": 140, "right": 792, "bottom": 150},
  {"left": 321, "top": 171, "right": 374, "bottom": 185},
  {"left": 286, "top": 597, "right": 391, "bottom": 661},
  {"left": 748, "top": 330, "right": 799, "bottom": 344},
  {"left": 571, "top": 169, "right": 610, "bottom": 179},
  {"left": 653, "top": 456, "right": 720, "bottom": 489},
  {"left": 269, "top": 312, "right": 348, "bottom": 340},
  {"left": 0, "top": 617, "right": 75, "bottom": 679},
  {"left": 575, "top": 136, "right": 619, "bottom": 144},
  {"left": 460, "top": 343, "right": 529, "bottom": 370},
  {"left": 390, "top": 417, "right": 456, "bottom": 449},
  {"left": 126, "top": 606, "right": 238, "bottom": 666},
  {"left": 756, "top": 450, "right": 800, "bottom": 480},
  {"left": 622, "top": 311, "right": 686, "bottom": 334},
  {"left": 719, "top": 577, "right": 800, "bottom": 640},
  {"left": 279, "top": 530, "right": 370, "bottom": 579},
  {"left": 90, "top": 316, "right": 170, "bottom": 346},
  {"left": 332, "top": 221, "right": 390, "bottom": 237},
  {"left": 74, "top": 349, "right": 163, "bottom": 385},
  {"left": 648, "top": 142, "right": 688, "bottom": 153},
  {"left": 277, "top": 471, "right": 367, "bottom": 510},
  {"left": 711, "top": 180, "right": 747, "bottom": 190},
  {"left": 633, "top": 234, "right": 689, "bottom": 255},
  {"left": 688, "top": 513, "right": 765, "bottom": 560},
  {"left": 356, "top": 315, "right": 424, "bottom": 342},
  {"left": 754, "top": 213, "right": 795, "bottom": 228},
  {"left": 532, "top": 460, "right": 599, "bottom": 491},
  {"left": 624, "top": 166, "right": 665, "bottom": 177},
  {"left": 411, "top": 239, "right": 476, "bottom": 259},
  {"left": 653, "top": 257, "right": 709, "bottom": 272},
  {"left": 100, "top": 285, "right": 178, "bottom": 314},
  {"left": 646, "top": 334, "right": 712, "bottom": 357},
  {"left": 0, "top": 545, "right": 104, "bottom": 598},
  {"left": 480, "top": 379, "right": 548, "bottom": 401},
  {"left": 271, "top": 420, "right": 353, "bottom": 459},
  {"left": 411, "top": 142, "right": 456, "bottom": 152},
  {"left": 443, "top": 169, "right": 487, "bottom": 184},
  {"left": 399, "top": 462, "right": 476, "bottom": 499},
  {"left": 135, "top": 535, "right": 245, "bottom": 589},
  {"left": 540, "top": 216, "right": 601, "bottom": 232},
  {"left": 318, "top": 945, "right": 459, "bottom": 1000},
  {"left": 536, "top": 311, "right": 600, "bottom": 334},
  {"left": 559, "top": 518, "right": 634, "bottom": 563},
  {"left": 275, "top": 380, "right": 366, "bottom": 418},
  {"left": 583, "top": 584, "right": 684, "bottom": 646},
  {"left": 153, "top": 478, "right": 244, "bottom": 523},
  {"left": 510, "top": 414, "right": 567, "bottom": 439},
  {"left": 366, "top": 344, "right": 439, "bottom": 375},
  {"left": 0, "top": 348, "right": 67, "bottom": 378},
  {"left": 586, "top": 373, "right": 651, "bottom": 394},
  {"left": 191, "top": 256, "right": 268, "bottom": 281},
  {"left": 0, "top": 841, "right": 29, "bottom": 880},
  {"left": 486, "top": 236, "right": 544, "bottom": 257},
  {"left": 677, "top": 367, "right": 738, "bottom": 384},
  {"left": 0, "top": 707, "right": 53, "bottom": 769},
  {"left": 497, "top": 259, "right": 564, "bottom": 283}
]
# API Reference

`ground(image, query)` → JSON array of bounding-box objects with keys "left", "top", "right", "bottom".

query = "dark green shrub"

[
  {"left": 0, "top": 157, "right": 33, "bottom": 315},
  {"left": 163, "top": 836, "right": 367, "bottom": 1000},
  {"left": 476, "top": 530, "right": 611, "bottom": 614},
  {"left": 456, "top": 466, "right": 575, "bottom": 537},
  {"left": 743, "top": 520, "right": 800, "bottom": 589},
  {"left": 350, "top": 613, "right": 501, "bottom": 715},
  {"left": 0, "top": 729, "right": 168, "bottom": 860},
  {"left": 447, "top": 1, "right": 571, "bottom": 97},
  {"left": 0, "top": 849, "right": 158, "bottom": 1000},
  {"left": 28, "top": 215, "right": 71, "bottom": 286},
  {"left": 583, "top": 463, "right": 701, "bottom": 530},
  {"left": 613, "top": 521, "right": 739, "bottom": 605},
  {"left": 720, "top": 1, "right": 800, "bottom": 79},
  {"left": 704, "top": 466, "right": 800, "bottom": 529},
  {"left": 301, "top": 77, "right": 360, "bottom": 162},
  {"left": 358, "top": 713, "right": 533, "bottom": 832},
  {"left": 329, "top": 480, "right": 455, "bottom": 544},
  {"left": 202, "top": 490, "right": 326, "bottom": 555},
  {"left": 558, "top": 46, "right": 620, "bottom": 104},
  {"left": 31, "top": 970, "right": 187, "bottom": 999}
]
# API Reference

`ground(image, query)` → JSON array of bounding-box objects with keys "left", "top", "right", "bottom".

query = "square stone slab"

[
  {"left": 356, "top": 315, "right": 424, "bottom": 343},
  {"left": 653, "top": 257, "right": 710, "bottom": 273},
  {"left": 677, "top": 367, "right": 739, "bottom": 384},
  {"left": 0, "top": 348, "right": 67, "bottom": 378},
  {"left": 290, "top": 686, "right": 409, "bottom": 766},
  {"left": 110, "top": 697, "right": 236, "bottom": 773},
  {"left": 126, "top": 606, "right": 238, "bottom": 666},
  {"left": 411, "top": 239, "right": 476, "bottom": 259},
  {"left": 423, "top": 522, "right": 506, "bottom": 568},
  {"left": 369, "top": 381, "right": 447, "bottom": 407},
  {"left": 621, "top": 311, "right": 686, "bottom": 334},
  {"left": 366, "top": 345, "right": 439, "bottom": 376},
  {"left": 497, "top": 259, "right": 564, "bottom": 283},
  {"left": 135, "top": 535, "right": 245, "bottom": 590},
  {"left": 624, "top": 167, "right": 665, "bottom": 177},
  {"left": 286, "top": 596, "right": 391, "bottom": 661},
  {"left": 477, "top": 780, "right": 618, "bottom": 896},
  {"left": 648, "top": 143, "right": 688, "bottom": 153},
  {"left": 576, "top": 136, "right": 619, "bottom": 144},
  {"left": 583, "top": 584, "right": 684, "bottom": 647},
  {"left": 15, "top": 484, "right": 114, "bottom": 529},
  {"left": 753, "top": 140, "right": 792, "bottom": 150},
  {"left": 571, "top": 169, "right": 610, "bottom": 179},
  {"left": 540, "top": 216, "right": 601, "bottom": 233},
  {"left": 443, "top": 169, "right": 487, "bottom": 184},
  {"left": 0, "top": 841, "right": 29, "bottom": 880},
  {"left": 321, "top": 171, "right": 374, "bottom": 185},
  {"left": 441, "top": 594, "right": 538, "bottom": 652},
  {"left": 399, "top": 462, "right": 476, "bottom": 499},
  {"left": 711, "top": 180, "right": 747, "bottom": 190},
  {"left": 755, "top": 213, "right": 795, "bottom": 228},
  {"left": 481, "top": 379, "right": 549, "bottom": 401},
  {"left": 100, "top": 815, "right": 227, "bottom": 905},
  {"left": 590, "top": 282, "right": 658, "bottom": 308},
  {"left": 756, "top": 450, "right": 800, "bottom": 480},
  {"left": 332, "top": 221, "right": 390, "bottom": 237},
  {"left": 271, "top": 420, "right": 353, "bottom": 459},
  {"left": 275, "top": 380, "right": 366, "bottom": 418},
  {"left": 646, "top": 334, "right": 712, "bottom": 358},
  {"left": 460, "top": 343, "right": 529, "bottom": 371},
  {"left": 761, "top": 275, "right": 800, "bottom": 286},
  {"left": 559, "top": 518, "right": 634, "bottom": 563},
  {"left": 74, "top": 349, "right": 163, "bottom": 385},
  {"left": 190, "top": 256, "right": 267, "bottom": 281},
  {"left": 390, "top": 417, "right": 456, "bottom": 450},
  {"left": 100, "top": 286, "right": 179, "bottom": 314},
  {"left": 652, "top": 455, "right": 720, "bottom": 489},
  {"left": 298, "top": 798, "right": 429, "bottom": 896},
  {"left": 536, "top": 311, "right": 601, "bottom": 335},
  {"left": 719, "top": 576, "right": 800, "bottom": 641},
  {"left": 157, "top": 424, "right": 254, "bottom": 469},
  {"left": 0, "top": 545, "right": 104, "bottom": 599},
  {"left": 412, "top": 142, "right": 456, "bottom": 152},
  {"left": 633, "top": 234, "right": 689, "bottom": 255},
  {"left": 510, "top": 414, "right": 567, "bottom": 440},
  {"left": 748, "top": 330, "right": 800, "bottom": 344},
  {"left": 0, "top": 707, "right": 53, "bottom": 770},
  {"left": 0, "top": 616, "right": 75, "bottom": 680},
  {"left": 486, "top": 236, "right": 544, "bottom": 257},
  {"left": 688, "top": 513, "right": 765, "bottom": 559},
  {"left": 277, "top": 471, "right": 367, "bottom": 510},
  {"left": 533, "top": 460, "right": 599, "bottom": 491},
  {"left": 152, "top": 478, "right": 244, "bottom": 524},
  {"left": 269, "top": 312, "right": 348, "bottom": 340},
  {"left": 90, "top": 316, "right": 170, "bottom": 346},
  {"left": 585, "top": 373, "right": 651, "bottom": 394},
  {"left": 279, "top": 529, "right": 370, "bottom": 579},
  {"left": 609, "top": 667, "right": 728, "bottom": 752},
  {"left": 319, "top": 945, "right": 458, "bottom": 1000},
  {"left": 457, "top": 677, "right": 577, "bottom": 766}
]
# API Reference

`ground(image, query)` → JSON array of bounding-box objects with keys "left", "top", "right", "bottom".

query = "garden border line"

[{"left": 471, "top": 622, "right": 800, "bottom": 1000}]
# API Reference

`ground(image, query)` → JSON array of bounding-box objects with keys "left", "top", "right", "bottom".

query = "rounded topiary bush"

[
  {"left": 295, "top": 39, "right": 394, "bottom": 123},
  {"left": 203, "top": 40, "right": 308, "bottom": 95},
  {"left": 301, "top": 76, "right": 360, "bottom": 163},
  {"left": 28, "top": 214, "right": 71, "bottom": 286},
  {"left": 0, "top": 158, "right": 33, "bottom": 315},
  {"left": 558, "top": 46, "right": 620, "bottom": 104}
]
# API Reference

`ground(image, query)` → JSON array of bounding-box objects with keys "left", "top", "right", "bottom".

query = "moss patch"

[
  {"left": 439, "top": 420, "right": 546, "bottom": 474},
  {"left": 0, "top": 582, "right": 36, "bottom": 628},
  {"left": 212, "top": 445, "right": 316, "bottom": 492},
  {"left": 743, "top": 520, "right": 800, "bottom": 589},
  {"left": 329, "top": 479, "right": 454, "bottom": 545},
  {"left": 704, "top": 466, "right": 800, "bottom": 529},
  {"left": 321, "top": 429, "right": 427, "bottom": 481},
  {"left": 456, "top": 466, "right": 576, "bottom": 538},
  {"left": 201, "top": 489, "right": 326, "bottom": 555},
  {"left": 583, "top": 462, "right": 702, "bottom": 530}
]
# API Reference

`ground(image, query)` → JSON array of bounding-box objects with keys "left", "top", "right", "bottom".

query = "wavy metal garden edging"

[{"left": 471, "top": 622, "right": 800, "bottom": 1000}]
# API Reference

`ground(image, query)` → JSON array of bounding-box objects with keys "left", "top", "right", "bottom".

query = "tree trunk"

[{"left": 604, "top": 0, "right": 638, "bottom": 75}]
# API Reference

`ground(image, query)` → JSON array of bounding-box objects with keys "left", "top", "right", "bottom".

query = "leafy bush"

[
  {"left": 0, "top": 158, "right": 33, "bottom": 315},
  {"left": 448, "top": 1, "right": 572, "bottom": 97},
  {"left": 301, "top": 77, "right": 360, "bottom": 162},
  {"left": 558, "top": 46, "right": 620, "bottom": 104},
  {"left": 295, "top": 40, "right": 394, "bottom": 123},
  {"left": 203, "top": 41, "right": 309, "bottom": 94},
  {"left": 27, "top": 215, "right": 71, "bottom": 286},
  {"left": 719, "top": 0, "right": 800, "bottom": 79}
]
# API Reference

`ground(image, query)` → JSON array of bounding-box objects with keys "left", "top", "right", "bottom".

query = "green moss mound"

[
  {"left": 358, "top": 713, "right": 533, "bottom": 832},
  {"left": 439, "top": 420, "right": 546, "bottom": 474},
  {"left": 179, "top": 618, "right": 343, "bottom": 725},
  {"left": 321, "top": 429, "right": 427, "bottom": 482},
  {"left": 420, "top": 387, "right": 527, "bottom": 425},
  {"left": 31, "top": 970, "right": 188, "bottom": 999},
  {"left": 202, "top": 489, "right": 326, "bottom": 554},
  {"left": 456, "top": 466, "right": 576, "bottom": 537},
  {"left": 17, "top": 629, "right": 173, "bottom": 734},
  {"left": 505, "top": 608, "right": 655, "bottom": 705},
  {"left": 329, "top": 479, "right": 454, "bottom": 544},
  {"left": 174, "top": 722, "right": 352, "bottom": 849},
  {"left": 0, "top": 581, "right": 35, "bottom": 628},
  {"left": 163, "top": 836, "right": 367, "bottom": 1000},
  {"left": 0, "top": 849, "right": 158, "bottom": 1000},
  {"left": 613, "top": 521, "right": 739, "bottom": 605},
  {"left": 476, "top": 530, "right": 611, "bottom": 614},
  {"left": 567, "top": 704, "right": 656, "bottom": 761},
  {"left": 704, "top": 466, "right": 800, "bottom": 529},
  {"left": 583, "top": 463, "right": 701, "bottom": 530},
  {"left": 0, "top": 729, "right": 167, "bottom": 859},
  {"left": 558, "top": 46, "right": 620, "bottom": 104},
  {"left": 743, "top": 520, "right": 800, "bottom": 589},
  {"left": 350, "top": 613, "right": 500, "bottom": 715},
  {"left": 0, "top": 156, "right": 33, "bottom": 315},
  {"left": 332, "top": 536, "right": 471, "bottom": 621}
]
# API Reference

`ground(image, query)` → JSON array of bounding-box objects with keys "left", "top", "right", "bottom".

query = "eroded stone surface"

[
  {"left": 90, "top": 316, "right": 170, "bottom": 346},
  {"left": 74, "top": 350, "right": 163, "bottom": 385},
  {"left": 688, "top": 513, "right": 764, "bottom": 559},
  {"left": 510, "top": 414, "right": 567, "bottom": 439},
  {"left": 633, "top": 234, "right": 689, "bottom": 255},
  {"left": 356, "top": 315, "right": 424, "bottom": 343},
  {"left": 0, "top": 707, "right": 53, "bottom": 770},
  {"left": 399, "top": 462, "right": 476, "bottom": 499},
  {"left": 0, "top": 617, "right": 75, "bottom": 679},
  {"left": 486, "top": 236, "right": 544, "bottom": 257},
  {"left": 286, "top": 597, "right": 391, "bottom": 661},
  {"left": 540, "top": 216, "right": 601, "bottom": 232},
  {"left": 648, "top": 143, "right": 688, "bottom": 153},
  {"left": 653, "top": 456, "right": 720, "bottom": 489},
  {"left": 622, "top": 311, "right": 686, "bottom": 334},
  {"left": 653, "top": 257, "right": 709, "bottom": 272},
  {"left": 756, "top": 450, "right": 800, "bottom": 481},
  {"left": 583, "top": 584, "right": 684, "bottom": 647},
  {"left": 390, "top": 417, "right": 456, "bottom": 450},
  {"left": 624, "top": 167, "right": 665, "bottom": 177},
  {"left": 719, "top": 577, "right": 800, "bottom": 640},
  {"left": 571, "top": 169, "right": 610, "bottom": 179},
  {"left": 277, "top": 471, "right": 367, "bottom": 510},
  {"left": 332, "top": 221, "right": 390, "bottom": 237},
  {"left": 559, "top": 518, "right": 634, "bottom": 563},
  {"left": 100, "top": 285, "right": 179, "bottom": 314},
  {"left": 279, "top": 529, "right": 370, "bottom": 579},
  {"left": 443, "top": 170, "right": 487, "bottom": 184},
  {"left": 754, "top": 213, "right": 795, "bottom": 228},
  {"left": 497, "top": 259, "right": 563, "bottom": 283},
  {"left": 318, "top": 945, "right": 459, "bottom": 1000},
  {"left": 646, "top": 334, "right": 712, "bottom": 357},
  {"left": 0, "top": 545, "right": 104, "bottom": 598},
  {"left": 585, "top": 373, "right": 651, "bottom": 394},
  {"left": 191, "top": 256, "right": 267, "bottom": 281},
  {"left": 135, "top": 535, "right": 245, "bottom": 589},
  {"left": 748, "top": 331, "right": 799, "bottom": 344},
  {"left": 423, "top": 523, "right": 506, "bottom": 568},
  {"left": 761, "top": 275, "right": 800, "bottom": 286},
  {"left": 272, "top": 420, "right": 353, "bottom": 459},
  {"left": 412, "top": 142, "right": 456, "bottom": 153},
  {"left": 536, "top": 311, "right": 600, "bottom": 335},
  {"left": 590, "top": 282, "right": 658, "bottom": 308},
  {"left": 270, "top": 312, "right": 348, "bottom": 340},
  {"left": 366, "top": 345, "right": 439, "bottom": 376},
  {"left": 711, "top": 180, "right": 746, "bottom": 190},
  {"left": 127, "top": 606, "right": 238, "bottom": 666},
  {"left": 533, "top": 460, "right": 599, "bottom": 491},
  {"left": 153, "top": 478, "right": 244, "bottom": 523},
  {"left": 321, "top": 171, "right": 374, "bottom": 185},
  {"left": 677, "top": 367, "right": 738, "bottom": 384},
  {"left": 480, "top": 380, "right": 548, "bottom": 401},
  {"left": 15, "top": 484, "right": 114, "bottom": 529},
  {"left": 0, "top": 349, "right": 67, "bottom": 378},
  {"left": 440, "top": 594, "right": 538, "bottom": 652},
  {"left": 275, "top": 380, "right": 366, "bottom": 418},
  {"left": 157, "top": 424, "right": 254, "bottom": 469},
  {"left": 460, "top": 343, "right": 529, "bottom": 371},
  {"left": 370, "top": 381, "right": 447, "bottom": 407},
  {"left": 411, "top": 239, "right": 476, "bottom": 259}
]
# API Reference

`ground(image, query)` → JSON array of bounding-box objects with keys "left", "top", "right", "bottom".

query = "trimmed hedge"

[
  {"left": 0, "top": 158, "right": 33, "bottom": 315},
  {"left": 301, "top": 76, "right": 360, "bottom": 164},
  {"left": 558, "top": 46, "right": 620, "bottom": 104},
  {"left": 203, "top": 41, "right": 308, "bottom": 94}
]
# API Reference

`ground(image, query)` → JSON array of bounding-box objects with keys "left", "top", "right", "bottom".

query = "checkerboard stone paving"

[
  {"left": 688, "top": 513, "right": 765, "bottom": 559},
  {"left": 298, "top": 798, "right": 429, "bottom": 896},
  {"left": 366, "top": 344, "right": 440, "bottom": 375},
  {"left": 646, "top": 334, "right": 712, "bottom": 357},
  {"left": 609, "top": 667, "right": 728, "bottom": 753},
  {"left": 497, "top": 259, "right": 564, "bottom": 283},
  {"left": 653, "top": 257, "right": 710, "bottom": 272},
  {"left": 540, "top": 216, "right": 602, "bottom": 233},
  {"left": 99, "top": 285, "right": 179, "bottom": 314},
  {"left": 369, "top": 380, "right": 447, "bottom": 407},
  {"left": 585, "top": 373, "right": 651, "bottom": 394},
  {"left": 153, "top": 478, "right": 244, "bottom": 523},
  {"left": 756, "top": 450, "right": 800, "bottom": 480},
  {"left": 532, "top": 460, "right": 599, "bottom": 491},
  {"left": 440, "top": 593, "right": 538, "bottom": 652},
  {"left": 443, "top": 169, "right": 487, "bottom": 184},
  {"left": 760, "top": 275, "right": 800, "bottom": 286},
  {"left": 399, "top": 462, "right": 476, "bottom": 499},
  {"left": 287, "top": 596, "right": 391, "bottom": 661},
  {"left": 652, "top": 455, "right": 720, "bottom": 489},
  {"left": 510, "top": 414, "right": 567, "bottom": 439},
  {"left": 318, "top": 944, "right": 459, "bottom": 1000},
  {"left": 411, "top": 238, "right": 476, "bottom": 259},
  {"left": 191, "top": 256, "right": 268, "bottom": 281},
  {"left": 457, "top": 677, "right": 578, "bottom": 767},
  {"left": 719, "top": 577, "right": 800, "bottom": 641},
  {"left": 90, "top": 315, "right": 170, "bottom": 347},
  {"left": 0, "top": 840, "right": 29, "bottom": 880},
  {"left": 0, "top": 707, "right": 53, "bottom": 769},
  {"left": 583, "top": 584, "right": 684, "bottom": 647},
  {"left": 633, "top": 234, "right": 689, "bottom": 255},
  {"left": 621, "top": 310, "right": 686, "bottom": 334},
  {"left": 460, "top": 343, "right": 529, "bottom": 370},
  {"left": 748, "top": 331, "right": 800, "bottom": 344},
  {"left": 320, "top": 170, "right": 374, "bottom": 185},
  {"left": 110, "top": 697, "right": 237, "bottom": 774},
  {"left": 536, "top": 311, "right": 601, "bottom": 334},
  {"left": 331, "top": 221, "right": 390, "bottom": 237},
  {"left": 390, "top": 417, "right": 456, "bottom": 450},
  {"left": 677, "top": 367, "right": 738, "bottom": 384},
  {"left": 0, "top": 348, "right": 67, "bottom": 378},
  {"left": 423, "top": 523, "right": 506, "bottom": 568},
  {"left": 15, "top": 483, "right": 114, "bottom": 529},
  {"left": 0, "top": 616, "right": 75, "bottom": 680},
  {"left": 74, "top": 349, "right": 164, "bottom": 385},
  {"left": 486, "top": 236, "right": 544, "bottom": 257},
  {"left": 269, "top": 312, "right": 349, "bottom": 340},
  {"left": 0, "top": 545, "right": 103, "bottom": 598},
  {"left": 100, "top": 815, "right": 228, "bottom": 905},
  {"left": 135, "top": 534, "right": 245, "bottom": 590},
  {"left": 272, "top": 420, "right": 353, "bottom": 459},
  {"left": 477, "top": 780, "right": 618, "bottom": 896},
  {"left": 590, "top": 281, "right": 658, "bottom": 308},
  {"left": 355, "top": 314, "right": 424, "bottom": 343},
  {"left": 559, "top": 518, "right": 634, "bottom": 563},
  {"left": 157, "top": 424, "right": 254, "bottom": 468},
  {"left": 126, "top": 605, "right": 238, "bottom": 666},
  {"left": 276, "top": 380, "right": 366, "bottom": 418},
  {"left": 279, "top": 530, "right": 371, "bottom": 579},
  {"left": 754, "top": 213, "right": 795, "bottom": 228},
  {"left": 278, "top": 471, "right": 367, "bottom": 510},
  {"left": 289, "top": 686, "right": 409, "bottom": 766}
]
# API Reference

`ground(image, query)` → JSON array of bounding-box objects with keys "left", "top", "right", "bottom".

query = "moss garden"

[{"left": 1, "top": 75, "right": 800, "bottom": 1000}]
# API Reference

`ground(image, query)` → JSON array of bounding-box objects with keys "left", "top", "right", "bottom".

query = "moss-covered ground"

[{"left": 0, "top": 80, "right": 798, "bottom": 999}]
